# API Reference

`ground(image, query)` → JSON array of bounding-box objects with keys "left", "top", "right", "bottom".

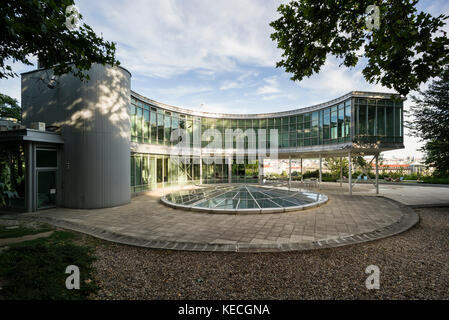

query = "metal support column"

[
  {"left": 259, "top": 157, "right": 264, "bottom": 184},
  {"left": 300, "top": 157, "right": 303, "bottom": 182},
  {"left": 340, "top": 156, "right": 343, "bottom": 187},
  {"left": 199, "top": 155, "right": 203, "bottom": 185},
  {"left": 288, "top": 155, "right": 292, "bottom": 187},
  {"left": 228, "top": 156, "right": 232, "bottom": 184},
  {"left": 376, "top": 153, "right": 379, "bottom": 194},
  {"left": 25, "top": 142, "right": 35, "bottom": 212},
  {"left": 319, "top": 154, "right": 322, "bottom": 183},
  {"left": 348, "top": 151, "right": 352, "bottom": 195}
]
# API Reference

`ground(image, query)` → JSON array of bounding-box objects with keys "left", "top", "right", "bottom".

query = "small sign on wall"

[{"left": 50, "top": 189, "right": 56, "bottom": 194}]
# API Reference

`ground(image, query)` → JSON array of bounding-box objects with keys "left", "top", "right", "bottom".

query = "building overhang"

[{"left": 0, "top": 129, "right": 64, "bottom": 144}]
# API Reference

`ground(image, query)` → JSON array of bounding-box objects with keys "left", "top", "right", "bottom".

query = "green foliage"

[
  {"left": 270, "top": 0, "right": 449, "bottom": 96},
  {"left": 0, "top": 231, "right": 98, "bottom": 300},
  {"left": 324, "top": 157, "right": 348, "bottom": 177},
  {"left": 408, "top": 67, "right": 449, "bottom": 176},
  {"left": 421, "top": 176, "right": 449, "bottom": 184},
  {"left": 303, "top": 170, "right": 319, "bottom": 179},
  {"left": 0, "top": 94, "right": 21, "bottom": 121},
  {"left": 0, "top": 0, "right": 119, "bottom": 81},
  {"left": 0, "top": 166, "right": 18, "bottom": 207}
]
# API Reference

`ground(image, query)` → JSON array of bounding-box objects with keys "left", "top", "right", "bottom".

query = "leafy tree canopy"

[
  {"left": 408, "top": 67, "right": 449, "bottom": 176},
  {"left": 325, "top": 157, "right": 349, "bottom": 177},
  {"left": 270, "top": 0, "right": 449, "bottom": 96},
  {"left": 1, "top": 0, "right": 119, "bottom": 81},
  {"left": 0, "top": 93, "right": 21, "bottom": 120}
]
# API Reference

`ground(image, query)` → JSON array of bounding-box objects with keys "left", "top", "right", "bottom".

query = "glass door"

[
  {"left": 37, "top": 170, "right": 56, "bottom": 209},
  {"left": 35, "top": 148, "right": 58, "bottom": 210}
]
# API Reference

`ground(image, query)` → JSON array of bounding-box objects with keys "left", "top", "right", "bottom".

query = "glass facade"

[
  {"left": 129, "top": 95, "right": 403, "bottom": 192},
  {"left": 131, "top": 154, "right": 200, "bottom": 193},
  {"left": 129, "top": 98, "right": 358, "bottom": 148},
  {"left": 353, "top": 98, "right": 403, "bottom": 143}
]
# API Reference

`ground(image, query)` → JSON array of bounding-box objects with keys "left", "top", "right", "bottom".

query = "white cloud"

[
  {"left": 77, "top": 0, "right": 282, "bottom": 78},
  {"left": 153, "top": 85, "right": 213, "bottom": 96},
  {"left": 256, "top": 76, "right": 280, "bottom": 95},
  {"left": 219, "top": 71, "right": 260, "bottom": 90},
  {"left": 298, "top": 57, "right": 397, "bottom": 96},
  {"left": 257, "top": 85, "right": 280, "bottom": 95},
  {"left": 220, "top": 81, "right": 240, "bottom": 90}
]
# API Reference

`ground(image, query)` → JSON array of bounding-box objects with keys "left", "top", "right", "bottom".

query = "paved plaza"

[{"left": 14, "top": 183, "right": 430, "bottom": 252}]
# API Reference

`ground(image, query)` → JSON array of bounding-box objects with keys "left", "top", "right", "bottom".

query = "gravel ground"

[{"left": 90, "top": 207, "right": 449, "bottom": 300}]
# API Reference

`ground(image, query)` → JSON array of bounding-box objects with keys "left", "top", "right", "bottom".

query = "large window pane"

[
  {"left": 368, "top": 105, "right": 376, "bottom": 136},
  {"left": 358, "top": 104, "right": 367, "bottom": 136},
  {"left": 150, "top": 109, "right": 157, "bottom": 143},
  {"left": 157, "top": 112, "right": 164, "bottom": 144},
  {"left": 377, "top": 106, "right": 385, "bottom": 136},
  {"left": 143, "top": 109, "right": 150, "bottom": 143},
  {"left": 386, "top": 107, "right": 394, "bottom": 137},
  {"left": 136, "top": 107, "right": 143, "bottom": 142},
  {"left": 165, "top": 114, "right": 171, "bottom": 145},
  {"left": 395, "top": 106, "right": 402, "bottom": 137},
  {"left": 36, "top": 150, "right": 57, "bottom": 168},
  {"left": 323, "top": 108, "right": 330, "bottom": 141}
]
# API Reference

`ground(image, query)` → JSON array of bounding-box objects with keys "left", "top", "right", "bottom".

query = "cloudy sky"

[{"left": 2, "top": 0, "right": 449, "bottom": 159}]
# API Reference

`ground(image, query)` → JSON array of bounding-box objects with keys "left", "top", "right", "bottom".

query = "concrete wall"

[{"left": 21, "top": 64, "right": 131, "bottom": 209}]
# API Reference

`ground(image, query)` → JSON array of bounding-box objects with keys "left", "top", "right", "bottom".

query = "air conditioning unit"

[{"left": 30, "top": 122, "right": 46, "bottom": 131}]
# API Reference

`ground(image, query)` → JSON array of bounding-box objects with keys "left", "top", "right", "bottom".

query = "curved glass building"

[
  {"left": 15, "top": 64, "right": 404, "bottom": 211},
  {"left": 129, "top": 90, "right": 403, "bottom": 192}
]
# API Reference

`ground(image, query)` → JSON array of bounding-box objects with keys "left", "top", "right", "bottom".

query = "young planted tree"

[
  {"left": 270, "top": 0, "right": 449, "bottom": 96},
  {"left": 324, "top": 157, "right": 349, "bottom": 177},
  {"left": 408, "top": 67, "right": 449, "bottom": 176}
]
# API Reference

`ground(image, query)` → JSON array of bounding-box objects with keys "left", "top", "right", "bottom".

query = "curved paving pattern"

[{"left": 20, "top": 188, "right": 419, "bottom": 252}]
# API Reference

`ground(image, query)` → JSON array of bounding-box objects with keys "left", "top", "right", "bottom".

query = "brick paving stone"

[{"left": 16, "top": 187, "right": 419, "bottom": 252}]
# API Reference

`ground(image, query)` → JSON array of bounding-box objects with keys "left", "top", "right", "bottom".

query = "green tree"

[
  {"left": 0, "top": 93, "right": 21, "bottom": 121},
  {"left": 1, "top": 0, "right": 119, "bottom": 81},
  {"left": 270, "top": 0, "right": 449, "bottom": 96},
  {"left": 408, "top": 67, "right": 449, "bottom": 176},
  {"left": 354, "top": 156, "right": 369, "bottom": 172},
  {"left": 324, "top": 157, "right": 349, "bottom": 177}
]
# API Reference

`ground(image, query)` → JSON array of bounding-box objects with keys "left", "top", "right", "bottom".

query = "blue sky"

[{"left": 1, "top": 0, "right": 448, "bottom": 158}]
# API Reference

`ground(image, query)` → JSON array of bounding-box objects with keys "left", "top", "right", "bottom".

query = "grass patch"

[
  {"left": 0, "top": 230, "right": 98, "bottom": 300},
  {"left": 0, "top": 224, "right": 53, "bottom": 239}
]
